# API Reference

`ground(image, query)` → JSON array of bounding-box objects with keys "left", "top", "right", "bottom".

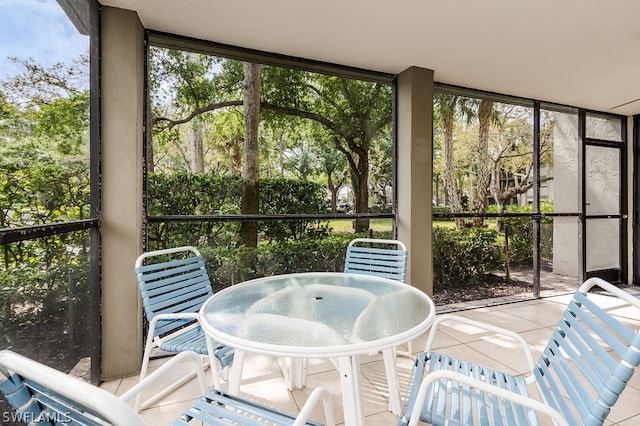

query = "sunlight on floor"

[{"left": 101, "top": 290, "right": 640, "bottom": 425}]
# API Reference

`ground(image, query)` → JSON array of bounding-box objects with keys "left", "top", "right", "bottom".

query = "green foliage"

[
  {"left": 0, "top": 54, "right": 91, "bottom": 331},
  {"left": 259, "top": 178, "right": 331, "bottom": 241},
  {"left": 197, "top": 234, "right": 355, "bottom": 290},
  {"left": 192, "top": 231, "right": 389, "bottom": 290},
  {"left": 503, "top": 216, "right": 533, "bottom": 264},
  {"left": 34, "top": 91, "right": 89, "bottom": 155},
  {"left": 0, "top": 162, "right": 90, "bottom": 227},
  {"left": 432, "top": 205, "right": 451, "bottom": 216},
  {"left": 433, "top": 226, "right": 502, "bottom": 287},
  {"left": 147, "top": 173, "right": 332, "bottom": 248},
  {"left": 500, "top": 202, "right": 554, "bottom": 264},
  {"left": 147, "top": 48, "right": 393, "bottom": 235},
  {"left": 0, "top": 159, "right": 91, "bottom": 322}
]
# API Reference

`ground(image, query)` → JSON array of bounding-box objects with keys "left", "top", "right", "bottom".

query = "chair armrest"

[
  {"left": 293, "top": 386, "right": 336, "bottom": 426},
  {"left": 408, "top": 369, "right": 568, "bottom": 426},
  {"left": 119, "top": 351, "right": 208, "bottom": 403},
  {"left": 146, "top": 312, "right": 200, "bottom": 336},
  {"left": 424, "top": 314, "right": 536, "bottom": 373},
  {"left": 149, "top": 312, "right": 199, "bottom": 324}
]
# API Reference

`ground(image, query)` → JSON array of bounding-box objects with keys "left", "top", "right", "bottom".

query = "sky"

[{"left": 0, "top": 0, "right": 89, "bottom": 80}]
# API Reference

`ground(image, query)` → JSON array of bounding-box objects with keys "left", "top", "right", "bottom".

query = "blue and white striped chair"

[
  {"left": 399, "top": 277, "right": 640, "bottom": 426},
  {"left": 134, "top": 246, "right": 234, "bottom": 412},
  {"left": 0, "top": 350, "right": 335, "bottom": 425},
  {"left": 344, "top": 238, "right": 413, "bottom": 357},
  {"left": 344, "top": 238, "right": 408, "bottom": 282}
]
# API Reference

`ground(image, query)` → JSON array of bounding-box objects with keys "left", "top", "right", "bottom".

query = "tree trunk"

[
  {"left": 240, "top": 62, "right": 261, "bottom": 248},
  {"left": 189, "top": 118, "right": 204, "bottom": 174},
  {"left": 473, "top": 100, "right": 493, "bottom": 227},
  {"left": 146, "top": 90, "right": 155, "bottom": 173},
  {"left": 327, "top": 172, "right": 339, "bottom": 213},
  {"left": 443, "top": 113, "right": 463, "bottom": 228},
  {"left": 351, "top": 150, "right": 370, "bottom": 234},
  {"left": 278, "top": 132, "right": 285, "bottom": 177},
  {"left": 490, "top": 162, "right": 506, "bottom": 231}
]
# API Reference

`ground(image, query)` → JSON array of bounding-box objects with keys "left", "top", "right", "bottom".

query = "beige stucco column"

[
  {"left": 100, "top": 6, "right": 145, "bottom": 379},
  {"left": 396, "top": 67, "right": 434, "bottom": 295}
]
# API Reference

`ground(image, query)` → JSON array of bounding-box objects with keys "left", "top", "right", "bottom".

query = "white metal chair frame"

[
  {"left": 134, "top": 246, "right": 233, "bottom": 412},
  {"left": 0, "top": 349, "right": 335, "bottom": 426},
  {"left": 344, "top": 238, "right": 414, "bottom": 357},
  {"left": 344, "top": 237, "right": 408, "bottom": 282},
  {"left": 399, "top": 277, "right": 640, "bottom": 426}
]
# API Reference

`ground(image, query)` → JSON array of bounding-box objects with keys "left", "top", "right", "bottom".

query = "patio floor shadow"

[{"left": 101, "top": 282, "right": 640, "bottom": 425}]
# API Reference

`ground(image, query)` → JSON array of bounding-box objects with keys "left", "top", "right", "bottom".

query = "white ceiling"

[{"left": 99, "top": 0, "right": 640, "bottom": 116}]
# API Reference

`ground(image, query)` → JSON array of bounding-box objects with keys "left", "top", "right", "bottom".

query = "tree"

[
  {"left": 320, "top": 138, "right": 348, "bottom": 213},
  {"left": 148, "top": 48, "right": 222, "bottom": 172},
  {"left": 149, "top": 49, "right": 392, "bottom": 234},
  {"left": 471, "top": 99, "right": 502, "bottom": 226},
  {"left": 434, "top": 93, "right": 475, "bottom": 228},
  {"left": 189, "top": 117, "right": 205, "bottom": 174},
  {"left": 489, "top": 107, "right": 553, "bottom": 230},
  {"left": 369, "top": 133, "right": 393, "bottom": 209},
  {"left": 0, "top": 55, "right": 92, "bottom": 323},
  {"left": 1, "top": 56, "right": 90, "bottom": 157},
  {"left": 260, "top": 75, "right": 392, "bottom": 233},
  {"left": 239, "top": 62, "right": 261, "bottom": 247}
]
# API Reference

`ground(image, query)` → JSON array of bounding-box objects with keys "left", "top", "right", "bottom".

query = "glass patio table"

[{"left": 199, "top": 272, "right": 435, "bottom": 426}]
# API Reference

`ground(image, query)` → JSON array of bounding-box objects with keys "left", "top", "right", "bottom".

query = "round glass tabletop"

[{"left": 200, "top": 272, "right": 435, "bottom": 357}]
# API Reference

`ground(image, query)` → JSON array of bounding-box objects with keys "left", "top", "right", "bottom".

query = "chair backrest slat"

[
  {"left": 136, "top": 254, "right": 204, "bottom": 272},
  {"left": 0, "top": 351, "right": 144, "bottom": 426},
  {"left": 533, "top": 278, "right": 640, "bottom": 426},
  {"left": 143, "top": 279, "right": 211, "bottom": 309},
  {"left": 135, "top": 247, "right": 214, "bottom": 337},
  {"left": 344, "top": 238, "right": 407, "bottom": 283},
  {"left": 137, "top": 259, "right": 209, "bottom": 291}
]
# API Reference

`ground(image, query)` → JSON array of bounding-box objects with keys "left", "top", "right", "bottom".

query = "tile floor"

[{"left": 101, "top": 287, "right": 640, "bottom": 425}]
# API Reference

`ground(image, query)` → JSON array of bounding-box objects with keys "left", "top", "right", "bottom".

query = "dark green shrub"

[
  {"left": 503, "top": 217, "right": 533, "bottom": 264},
  {"left": 0, "top": 162, "right": 91, "bottom": 323},
  {"left": 199, "top": 233, "right": 363, "bottom": 290},
  {"left": 147, "top": 173, "right": 331, "bottom": 248},
  {"left": 258, "top": 178, "right": 331, "bottom": 241},
  {"left": 432, "top": 205, "right": 451, "bottom": 216},
  {"left": 433, "top": 226, "right": 502, "bottom": 287}
]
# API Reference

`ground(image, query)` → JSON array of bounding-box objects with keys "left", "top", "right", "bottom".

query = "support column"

[
  {"left": 100, "top": 6, "right": 145, "bottom": 379},
  {"left": 396, "top": 67, "right": 434, "bottom": 295}
]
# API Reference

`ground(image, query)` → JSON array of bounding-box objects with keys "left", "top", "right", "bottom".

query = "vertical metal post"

[
  {"left": 88, "top": 0, "right": 102, "bottom": 385},
  {"left": 67, "top": 268, "right": 75, "bottom": 347},
  {"left": 532, "top": 102, "right": 541, "bottom": 298}
]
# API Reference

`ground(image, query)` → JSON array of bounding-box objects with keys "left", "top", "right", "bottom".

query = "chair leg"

[
  {"left": 205, "top": 335, "right": 223, "bottom": 391},
  {"left": 134, "top": 329, "right": 158, "bottom": 412},
  {"left": 396, "top": 340, "right": 414, "bottom": 358},
  {"left": 279, "top": 357, "right": 308, "bottom": 391},
  {"left": 136, "top": 331, "right": 211, "bottom": 412}
]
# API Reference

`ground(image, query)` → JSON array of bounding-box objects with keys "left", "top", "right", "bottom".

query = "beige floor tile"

[
  {"left": 99, "top": 377, "right": 121, "bottom": 394},
  {"left": 97, "top": 292, "right": 640, "bottom": 426},
  {"left": 362, "top": 409, "right": 399, "bottom": 425},
  {"left": 460, "top": 308, "right": 542, "bottom": 333},
  {"left": 616, "top": 413, "right": 640, "bottom": 425},
  {"left": 138, "top": 400, "right": 194, "bottom": 424},
  {"left": 499, "top": 299, "right": 567, "bottom": 327},
  {"left": 606, "top": 381, "right": 640, "bottom": 424},
  {"left": 465, "top": 335, "right": 536, "bottom": 375}
]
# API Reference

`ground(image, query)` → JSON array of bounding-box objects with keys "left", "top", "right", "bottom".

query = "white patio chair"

[
  {"left": 344, "top": 238, "right": 413, "bottom": 357},
  {"left": 134, "top": 246, "right": 233, "bottom": 412},
  {"left": 398, "top": 277, "right": 640, "bottom": 426},
  {"left": 0, "top": 349, "right": 335, "bottom": 426}
]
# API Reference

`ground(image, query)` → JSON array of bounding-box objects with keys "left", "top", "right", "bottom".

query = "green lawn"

[
  {"left": 328, "top": 218, "right": 392, "bottom": 234},
  {"left": 328, "top": 218, "right": 502, "bottom": 234}
]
